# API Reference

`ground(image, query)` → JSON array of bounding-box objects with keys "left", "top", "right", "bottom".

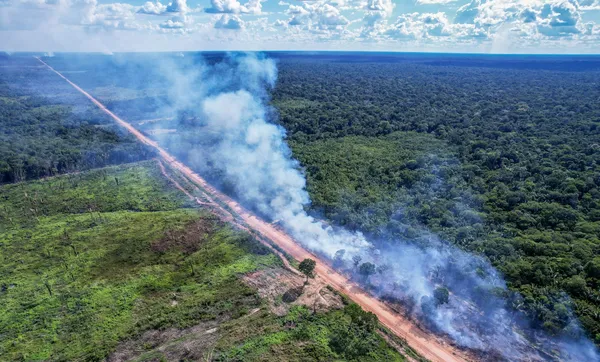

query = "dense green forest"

[
  {"left": 0, "top": 61, "right": 153, "bottom": 183},
  {"left": 271, "top": 59, "right": 600, "bottom": 342}
]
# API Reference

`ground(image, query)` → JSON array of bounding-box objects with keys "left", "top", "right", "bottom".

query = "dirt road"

[{"left": 37, "top": 57, "right": 471, "bottom": 362}]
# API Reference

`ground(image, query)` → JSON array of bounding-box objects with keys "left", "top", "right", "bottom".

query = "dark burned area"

[{"left": 151, "top": 217, "right": 220, "bottom": 255}]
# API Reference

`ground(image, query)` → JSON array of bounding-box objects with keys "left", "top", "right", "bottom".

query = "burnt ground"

[
  {"left": 150, "top": 217, "right": 219, "bottom": 255},
  {"left": 242, "top": 267, "right": 345, "bottom": 316}
]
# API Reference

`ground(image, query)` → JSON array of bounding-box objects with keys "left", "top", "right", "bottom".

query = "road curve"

[{"left": 36, "top": 56, "right": 471, "bottom": 362}]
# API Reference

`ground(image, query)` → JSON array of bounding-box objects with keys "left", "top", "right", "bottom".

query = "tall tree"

[{"left": 299, "top": 258, "right": 316, "bottom": 283}]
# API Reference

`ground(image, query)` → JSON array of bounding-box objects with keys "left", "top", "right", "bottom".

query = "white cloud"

[
  {"left": 93, "top": 3, "right": 138, "bottom": 29},
  {"left": 543, "top": 1, "right": 583, "bottom": 35},
  {"left": 454, "top": 0, "right": 588, "bottom": 38},
  {"left": 579, "top": 0, "right": 600, "bottom": 10},
  {"left": 274, "top": 19, "right": 287, "bottom": 27},
  {"left": 359, "top": 0, "right": 394, "bottom": 37},
  {"left": 166, "top": 0, "right": 187, "bottom": 13},
  {"left": 384, "top": 19, "right": 418, "bottom": 40},
  {"left": 287, "top": 2, "right": 349, "bottom": 29},
  {"left": 586, "top": 23, "right": 600, "bottom": 34},
  {"left": 214, "top": 14, "right": 244, "bottom": 29},
  {"left": 160, "top": 18, "right": 184, "bottom": 28},
  {"left": 328, "top": 0, "right": 347, "bottom": 8},
  {"left": 0, "top": 0, "right": 142, "bottom": 31},
  {"left": 0, "top": 0, "right": 599, "bottom": 52},
  {"left": 138, "top": 1, "right": 166, "bottom": 15},
  {"left": 454, "top": 0, "right": 481, "bottom": 24},
  {"left": 417, "top": 0, "right": 458, "bottom": 4},
  {"left": 205, "top": 0, "right": 262, "bottom": 14},
  {"left": 287, "top": 4, "right": 308, "bottom": 16},
  {"left": 363, "top": 11, "right": 385, "bottom": 26},
  {"left": 384, "top": 12, "right": 452, "bottom": 40},
  {"left": 365, "top": 0, "right": 393, "bottom": 16},
  {"left": 137, "top": 0, "right": 186, "bottom": 15}
]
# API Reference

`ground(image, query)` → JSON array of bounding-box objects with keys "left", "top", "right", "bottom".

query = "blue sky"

[{"left": 1, "top": 0, "right": 600, "bottom": 53}]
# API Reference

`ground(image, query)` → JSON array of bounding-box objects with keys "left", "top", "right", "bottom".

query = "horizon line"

[{"left": 4, "top": 50, "right": 600, "bottom": 57}]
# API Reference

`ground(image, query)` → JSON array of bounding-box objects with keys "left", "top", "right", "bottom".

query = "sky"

[{"left": 1, "top": 0, "right": 600, "bottom": 53}]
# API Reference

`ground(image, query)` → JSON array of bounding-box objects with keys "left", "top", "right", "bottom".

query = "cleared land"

[{"left": 0, "top": 161, "right": 413, "bottom": 361}]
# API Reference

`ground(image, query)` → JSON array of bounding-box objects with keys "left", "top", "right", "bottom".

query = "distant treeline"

[{"left": 0, "top": 63, "right": 154, "bottom": 184}]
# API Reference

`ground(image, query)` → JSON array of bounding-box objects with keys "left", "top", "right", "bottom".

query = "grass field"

[
  {"left": 0, "top": 161, "right": 408, "bottom": 361},
  {"left": 0, "top": 161, "right": 277, "bottom": 360}
]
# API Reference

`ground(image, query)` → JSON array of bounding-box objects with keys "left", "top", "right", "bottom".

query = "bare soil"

[
  {"left": 107, "top": 320, "right": 220, "bottom": 362},
  {"left": 242, "top": 267, "right": 343, "bottom": 316}
]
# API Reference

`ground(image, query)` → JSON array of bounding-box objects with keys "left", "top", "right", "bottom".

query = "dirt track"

[{"left": 37, "top": 57, "right": 472, "bottom": 362}]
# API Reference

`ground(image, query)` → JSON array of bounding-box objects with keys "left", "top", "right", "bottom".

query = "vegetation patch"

[
  {"left": 290, "top": 132, "right": 455, "bottom": 234},
  {"left": 242, "top": 268, "right": 343, "bottom": 316},
  {"left": 215, "top": 304, "right": 405, "bottom": 362},
  {"left": 151, "top": 217, "right": 219, "bottom": 254},
  {"left": 0, "top": 162, "right": 277, "bottom": 361},
  {"left": 0, "top": 73, "right": 153, "bottom": 183}
]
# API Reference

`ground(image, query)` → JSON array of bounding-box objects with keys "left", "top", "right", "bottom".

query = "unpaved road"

[{"left": 37, "top": 57, "right": 471, "bottom": 362}]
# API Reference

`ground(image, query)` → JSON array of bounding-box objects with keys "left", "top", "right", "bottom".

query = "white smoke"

[
  {"left": 196, "top": 55, "right": 371, "bottom": 256},
  {"left": 151, "top": 52, "right": 598, "bottom": 361}
]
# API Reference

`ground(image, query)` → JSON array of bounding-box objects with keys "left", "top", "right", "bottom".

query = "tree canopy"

[
  {"left": 298, "top": 258, "right": 316, "bottom": 282},
  {"left": 271, "top": 56, "right": 600, "bottom": 344}
]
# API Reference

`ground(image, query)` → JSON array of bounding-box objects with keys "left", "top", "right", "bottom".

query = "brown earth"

[
  {"left": 243, "top": 267, "right": 344, "bottom": 316},
  {"left": 150, "top": 216, "right": 218, "bottom": 255},
  {"left": 108, "top": 320, "right": 221, "bottom": 362}
]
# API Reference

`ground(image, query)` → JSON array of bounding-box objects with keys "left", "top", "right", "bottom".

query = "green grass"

[
  {"left": 0, "top": 160, "right": 409, "bottom": 361},
  {"left": 0, "top": 161, "right": 190, "bottom": 229},
  {"left": 215, "top": 305, "right": 405, "bottom": 362},
  {"left": 0, "top": 162, "right": 278, "bottom": 361}
]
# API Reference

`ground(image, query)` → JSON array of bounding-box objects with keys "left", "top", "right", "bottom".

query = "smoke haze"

[{"left": 52, "top": 52, "right": 599, "bottom": 361}]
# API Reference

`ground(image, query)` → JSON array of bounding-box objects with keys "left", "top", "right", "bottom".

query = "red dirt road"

[{"left": 37, "top": 57, "right": 471, "bottom": 362}]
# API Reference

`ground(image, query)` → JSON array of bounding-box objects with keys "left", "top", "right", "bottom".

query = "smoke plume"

[{"left": 149, "top": 52, "right": 598, "bottom": 361}]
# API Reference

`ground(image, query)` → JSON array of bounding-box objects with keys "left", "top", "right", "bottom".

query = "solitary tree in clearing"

[{"left": 299, "top": 258, "right": 316, "bottom": 283}]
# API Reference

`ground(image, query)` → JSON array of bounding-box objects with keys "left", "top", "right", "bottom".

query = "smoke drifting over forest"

[{"left": 135, "top": 53, "right": 598, "bottom": 361}]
